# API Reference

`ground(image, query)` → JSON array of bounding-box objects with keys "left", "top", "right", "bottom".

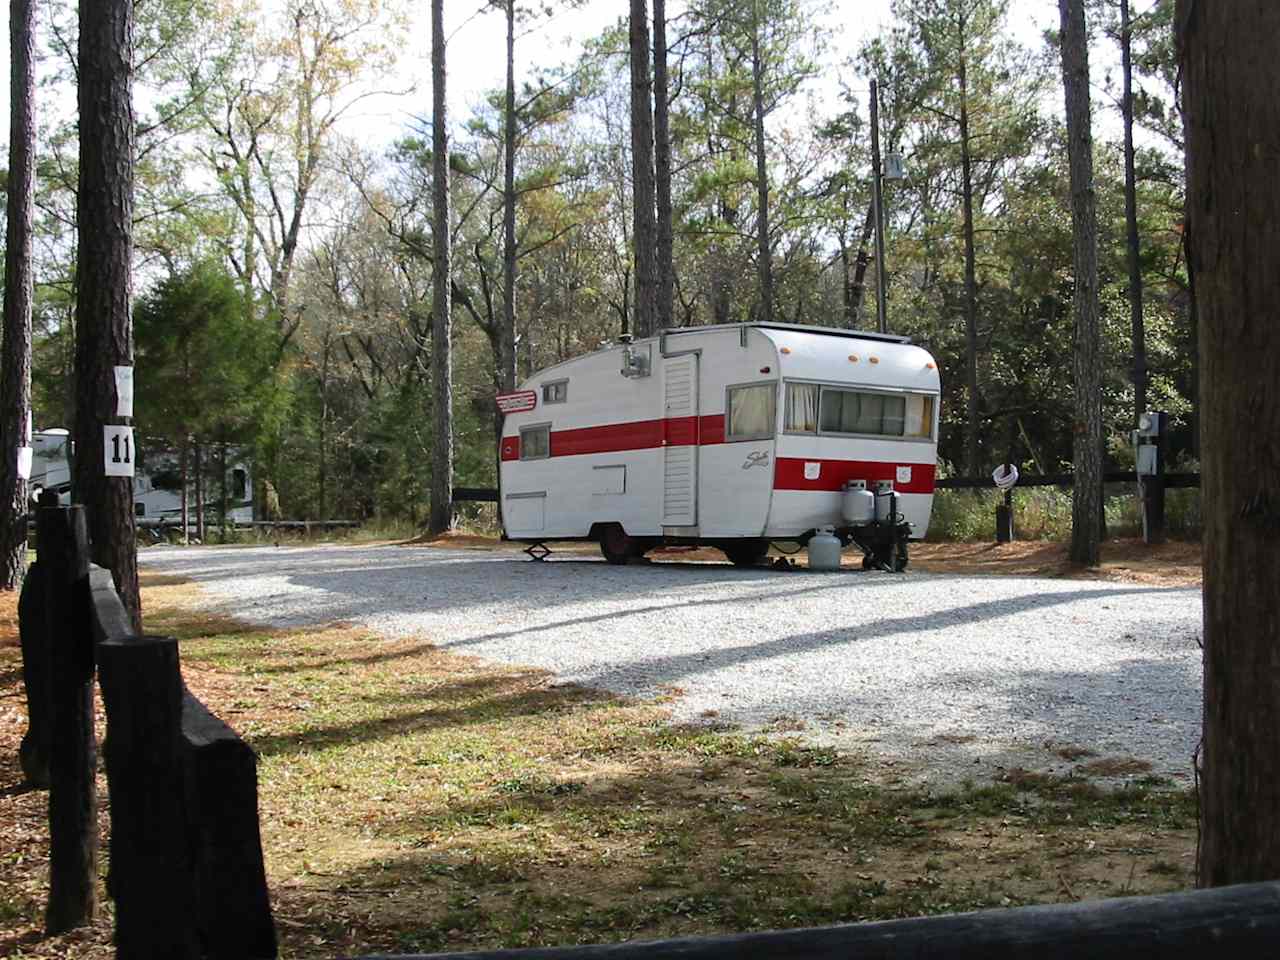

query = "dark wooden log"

[
  {"left": 39, "top": 503, "right": 97, "bottom": 934},
  {"left": 182, "top": 691, "right": 278, "bottom": 959},
  {"left": 350, "top": 880, "right": 1280, "bottom": 960},
  {"left": 17, "top": 560, "right": 49, "bottom": 786},
  {"left": 97, "top": 632, "right": 198, "bottom": 959}
]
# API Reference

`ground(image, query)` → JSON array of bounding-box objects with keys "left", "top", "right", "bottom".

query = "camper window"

[
  {"left": 520, "top": 424, "right": 551, "bottom": 460},
  {"left": 904, "top": 394, "right": 935, "bottom": 439},
  {"left": 784, "top": 383, "right": 819, "bottom": 433},
  {"left": 820, "top": 388, "right": 908, "bottom": 437},
  {"left": 727, "top": 383, "right": 776, "bottom": 441},
  {"left": 542, "top": 380, "right": 568, "bottom": 404}
]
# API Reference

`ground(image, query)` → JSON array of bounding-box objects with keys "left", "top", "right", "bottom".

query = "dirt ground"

[{"left": 418, "top": 531, "right": 1203, "bottom": 587}]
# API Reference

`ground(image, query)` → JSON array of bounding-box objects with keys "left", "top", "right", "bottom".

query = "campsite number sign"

[{"left": 104, "top": 425, "right": 136, "bottom": 478}]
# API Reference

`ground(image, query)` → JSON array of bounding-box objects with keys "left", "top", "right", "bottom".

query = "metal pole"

[{"left": 870, "top": 79, "right": 889, "bottom": 335}]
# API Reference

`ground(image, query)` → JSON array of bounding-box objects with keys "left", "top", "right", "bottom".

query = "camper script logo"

[{"left": 742, "top": 451, "right": 770, "bottom": 470}]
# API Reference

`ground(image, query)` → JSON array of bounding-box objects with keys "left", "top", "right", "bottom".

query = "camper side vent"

[{"left": 621, "top": 342, "right": 651, "bottom": 379}]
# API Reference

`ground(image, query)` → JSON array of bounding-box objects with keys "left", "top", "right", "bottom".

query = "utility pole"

[{"left": 870, "top": 78, "right": 888, "bottom": 335}]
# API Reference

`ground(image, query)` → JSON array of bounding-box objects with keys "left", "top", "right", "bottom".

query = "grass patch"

[{"left": 0, "top": 580, "right": 1198, "bottom": 959}]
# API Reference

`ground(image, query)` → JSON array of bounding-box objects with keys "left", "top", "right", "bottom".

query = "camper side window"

[
  {"left": 520, "top": 425, "right": 551, "bottom": 460},
  {"left": 542, "top": 380, "right": 568, "bottom": 404},
  {"left": 784, "top": 383, "right": 819, "bottom": 433},
  {"left": 726, "top": 383, "right": 776, "bottom": 441}
]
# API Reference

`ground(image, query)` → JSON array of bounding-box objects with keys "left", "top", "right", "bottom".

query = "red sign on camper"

[{"left": 495, "top": 390, "right": 537, "bottom": 414}]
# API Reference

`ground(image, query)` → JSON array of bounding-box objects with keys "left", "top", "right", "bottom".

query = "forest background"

[{"left": 3, "top": 0, "right": 1190, "bottom": 529}]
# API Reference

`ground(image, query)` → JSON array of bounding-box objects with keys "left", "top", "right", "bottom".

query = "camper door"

[{"left": 661, "top": 353, "right": 699, "bottom": 528}]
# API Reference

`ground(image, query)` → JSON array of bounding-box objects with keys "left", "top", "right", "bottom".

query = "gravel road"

[{"left": 140, "top": 543, "right": 1204, "bottom": 787}]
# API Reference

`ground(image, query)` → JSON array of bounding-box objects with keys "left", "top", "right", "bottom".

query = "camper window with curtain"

[
  {"left": 520, "top": 424, "right": 550, "bottom": 460},
  {"left": 819, "top": 388, "right": 908, "bottom": 437},
  {"left": 904, "top": 394, "right": 935, "bottom": 439},
  {"left": 726, "top": 383, "right": 776, "bottom": 441},
  {"left": 784, "top": 383, "right": 819, "bottom": 433}
]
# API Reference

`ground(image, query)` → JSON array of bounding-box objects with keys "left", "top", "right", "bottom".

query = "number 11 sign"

[{"left": 104, "top": 425, "right": 135, "bottom": 477}]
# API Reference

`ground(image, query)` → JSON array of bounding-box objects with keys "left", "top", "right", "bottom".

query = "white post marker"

[
  {"left": 114, "top": 365, "right": 134, "bottom": 417},
  {"left": 17, "top": 410, "right": 32, "bottom": 480},
  {"left": 104, "top": 425, "right": 135, "bottom": 477}
]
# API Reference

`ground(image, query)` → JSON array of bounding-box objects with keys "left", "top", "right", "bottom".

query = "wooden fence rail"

[
  {"left": 350, "top": 880, "right": 1280, "bottom": 960},
  {"left": 18, "top": 501, "right": 277, "bottom": 958}
]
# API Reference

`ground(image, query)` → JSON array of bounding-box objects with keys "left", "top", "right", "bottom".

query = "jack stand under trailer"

[
  {"left": 846, "top": 521, "right": 912, "bottom": 572},
  {"left": 523, "top": 542, "right": 551, "bottom": 562}
]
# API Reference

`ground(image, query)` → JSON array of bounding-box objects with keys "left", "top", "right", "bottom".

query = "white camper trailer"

[
  {"left": 29, "top": 430, "right": 254, "bottom": 524},
  {"left": 497, "top": 323, "right": 941, "bottom": 569}
]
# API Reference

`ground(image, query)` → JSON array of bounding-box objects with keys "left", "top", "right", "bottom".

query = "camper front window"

[
  {"left": 817, "top": 388, "right": 935, "bottom": 440},
  {"left": 727, "top": 383, "right": 776, "bottom": 441},
  {"left": 542, "top": 380, "right": 568, "bottom": 404},
  {"left": 520, "top": 425, "right": 550, "bottom": 460}
]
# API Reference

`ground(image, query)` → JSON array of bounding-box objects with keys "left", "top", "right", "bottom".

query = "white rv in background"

[
  {"left": 30, "top": 430, "right": 253, "bottom": 524},
  {"left": 497, "top": 323, "right": 941, "bottom": 568}
]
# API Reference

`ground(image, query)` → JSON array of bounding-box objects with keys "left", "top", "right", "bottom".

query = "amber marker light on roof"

[
  {"left": 869, "top": 356, "right": 880, "bottom": 364},
  {"left": 926, "top": 361, "right": 936, "bottom": 369},
  {"left": 780, "top": 347, "right": 792, "bottom": 354},
  {"left": 848, "top": 354, "right": 859, "bottom": 362}
]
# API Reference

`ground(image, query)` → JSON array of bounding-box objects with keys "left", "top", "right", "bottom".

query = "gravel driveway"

[{"left": 140, "top": 543, "right": 1204, "bottom": 787}]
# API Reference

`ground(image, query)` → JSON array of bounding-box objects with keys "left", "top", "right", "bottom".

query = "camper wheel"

[
  {"left": 598, "top": 524, "right": 640, "bottom": 565},
  {"left": 722, "top": 538, "right": 770, "bottom": 567}
]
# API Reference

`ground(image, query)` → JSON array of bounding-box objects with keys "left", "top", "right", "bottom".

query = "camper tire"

[
  {"left": 722, "top": 539, "right": 770, "bottom": 567},
  {"left": 598, "top": 524, "right": 640, "bottom": 565}
]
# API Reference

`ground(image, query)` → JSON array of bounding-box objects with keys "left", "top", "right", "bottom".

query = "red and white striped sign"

[{"left": 495, "top": 390, "right": 537, "bottom": 414}]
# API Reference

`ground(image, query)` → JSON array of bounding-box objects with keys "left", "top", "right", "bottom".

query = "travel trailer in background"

[
  {"left": 30, "top": 430, "right": 253, "bottom": 524},
  {"left": 497, "top": 323, "right": 941, "bottom": 569}
]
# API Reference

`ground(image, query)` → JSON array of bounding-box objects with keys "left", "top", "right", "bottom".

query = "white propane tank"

[
  {"left": 842, "top": 479, "right": 875, "bottom": 525},
  {"left": 808, "top": 526, "right": 842, "bottom": 571},
  {"left": 874, "top": 480, "right": 896, "bottom": 523}
]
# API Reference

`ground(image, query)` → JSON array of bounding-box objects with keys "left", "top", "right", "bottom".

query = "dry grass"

[{"left": 0, "top": 568, "right": 1199, "bottom": 959}]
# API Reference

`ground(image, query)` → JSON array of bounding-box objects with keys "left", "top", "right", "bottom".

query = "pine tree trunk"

[
  {"left": 629, "top": 0, "right": 657, "bottom": 339},
  {"left": 429, "top": 0, "right": 454, "bottom": 535},
  {"left": 1179, "top": 0, "right": 1280, "bottom": 886},
  {"left": 74, "top": 0, "right": 139, "bottom": 629},
  {"left": 1121, "top": 0, "right": 1147, "bottom": 423},
  {"left": 848, "top": 200, "right": 876, "bottom": 326},
  {"left": 500, "top": 0, "right": 518, "bottom": 392},
  {"left": 958, "top": 52, "right": 981, "bottom": 478},
  {"left": 749, "top": 2, "right": 774, "bottom": 325},
  {"left": 1, "top": 0, "right": 36, "bottom": 591},
  {"left": 1059, "top": 0, "right": 1102, "bottom": 567},
  {"left": 194, "top": 441, "right": 205, "bottom": 542},
  {"left": 180, "top": 438, "right": 189, "bottom": 545},
  {"left": 653, "top": 0, "right": 674, "bottom": 329}
]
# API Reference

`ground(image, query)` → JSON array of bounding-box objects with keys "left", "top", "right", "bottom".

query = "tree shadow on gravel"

[{"left": 568, "top": 585, "right": 1195, "bottom": 692}]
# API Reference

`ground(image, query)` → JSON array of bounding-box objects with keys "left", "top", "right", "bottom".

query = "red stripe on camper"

[
  {"left": 699, "top": 414, "right": 726, "bottom": 445},
  {"left": 552, "top": 419, "right": 665, "bottom": 456},
  {"left": 502, "top": 414, "right": 729, "bottom": 460},
  {"left": 773, "top": 458, "right": 936, "bottom": 495}
]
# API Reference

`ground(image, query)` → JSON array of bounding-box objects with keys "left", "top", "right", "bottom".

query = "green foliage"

[{"left": 133, "top": 260, "right": 274, "bottom": 442}]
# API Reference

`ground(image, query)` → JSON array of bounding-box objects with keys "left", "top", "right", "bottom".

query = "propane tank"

[
  {"left": 842, "top": 479, "right": 875, "bottom": 525},
  {"left": 808, "top": 526, "right": 842, "bottom": 571},
  {"left": 874, "top": 480, "right": 896, "bottom": 523}
]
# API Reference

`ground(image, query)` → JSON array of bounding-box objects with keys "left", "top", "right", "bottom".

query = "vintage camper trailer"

[
  {"left": 497, "top": 323, "right": 940, "bottom": 569},
  {"left": 30, "top": 430, "right": 254, "bottom": 524}
]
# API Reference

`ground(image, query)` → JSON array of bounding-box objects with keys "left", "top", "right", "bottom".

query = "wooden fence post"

[
  {"left": 17, "top": 559, "right": 49, "bottom": 786},
  {"left": 97, "top": 633, "right": 199, "bottom": 960},
  {"left": 183, "top": 695, "right": 278, "bottom": 959},
  {"left": 39, "top": 502, "right": 98, "bottom": 934}
]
